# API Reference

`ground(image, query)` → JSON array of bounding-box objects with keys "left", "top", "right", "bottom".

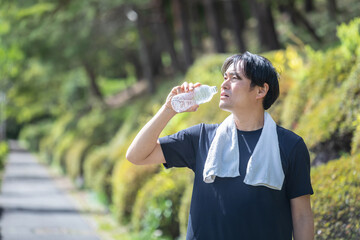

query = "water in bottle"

[{"left": 171, "top": 85, "right": 218, "bottom": 113}]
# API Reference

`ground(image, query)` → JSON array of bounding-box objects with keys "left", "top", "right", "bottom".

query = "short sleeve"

[
  {"left": 159, "top": 124, "right": 201, "bottom": 171},
  {"left": 285, "top": 138, "right": 314, "bottom": 199}
]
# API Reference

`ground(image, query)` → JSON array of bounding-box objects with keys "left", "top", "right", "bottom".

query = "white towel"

[{"left": 203, "top": 112, "right": 284, "bottom": 190}]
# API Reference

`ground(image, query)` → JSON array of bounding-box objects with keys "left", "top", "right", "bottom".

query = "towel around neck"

[{"left": 203, "top": 112, "right": 285, "bottom": 190}]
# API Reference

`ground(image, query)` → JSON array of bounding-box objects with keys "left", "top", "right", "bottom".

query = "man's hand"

[{"left": 164, "top": 82, "right": 202, "bottom": 113}]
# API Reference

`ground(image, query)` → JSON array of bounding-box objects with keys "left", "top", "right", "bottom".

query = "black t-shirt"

[{"left": 159, "top": 123, "right": 313, "bottom": 240}]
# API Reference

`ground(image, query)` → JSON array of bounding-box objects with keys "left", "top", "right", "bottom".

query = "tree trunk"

[
  {"left": 136, "top": 10, "right": 155, "bottom": 93},
  {"left": 304, "top": 0, "right": 315, "bottom": 12},
  {"left": 327, "top": 0, "right": 337, "bottom": 19},
  {"left": 224, "top": 0, "right": 246, "bottom": 52},
  {"left": 202, "top": 0, "right": 226, "bottom": 53},
  {"left": 249, "top": 0, "right": 280, "bottom": 51},
  {"left": 188, "top": 1, "right": 205, "bottom": 53},
  {"left": 152, "top": 0, "right": 183, "bottom": 73},
  {"left": 173, "top": 0, "right": 193, "bottom": 69},
  {"left": 127, "top": 54, "right": 143, "bottom": 81},
  {"left": 83, "top": 61, "right": 103, "bottom": 101}
]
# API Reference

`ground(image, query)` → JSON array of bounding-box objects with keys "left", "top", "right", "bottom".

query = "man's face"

[{"left": 219, "top": 62, "right": 258, "bottom": 113}]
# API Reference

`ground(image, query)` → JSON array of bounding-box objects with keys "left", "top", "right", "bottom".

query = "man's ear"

[{"left": 256, "top": 83, "right": 269, "bottom": 100}]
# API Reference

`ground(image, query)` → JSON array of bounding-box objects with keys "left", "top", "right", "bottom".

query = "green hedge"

[
  {"left": 18, "top": 120, "right": 53, "bottom": 152},
  {"left": 178, "top": 182, "right": 193, "bottom": 238},
  {"left": 0, "top": 141, "right": 9, "bottom": 171},
  {"left": 112, "top": 158, "right": 159, "bottom": 224},
  {"left": 52, "top": 131, "right": 75, "bottom": 172},
  {"left": 83, "top": 145, "right": 113, "bottom": 204},
  {"left": 65, "top": 139, "right": 91, "bottom": 183},
  {"left": 351, "top": 115, "right": 360, "bottom": 155},
  {"left": 39, "top": 113, "right": 76, "bottom": 164},
  {"left": 281, "top": 17, "right": 360, "bottom": 132},
  {"left": 290, "top": 53, "right": 359, "bottom": 150},
  {"left": 131, "top": 169, "right": 192, "bottom": 240},
  {"left": 311, "top": 154, "right": 360, "bottom": 239}
]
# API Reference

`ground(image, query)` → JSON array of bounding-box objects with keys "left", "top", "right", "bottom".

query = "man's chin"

[{"left": 219, "top": 102, "right": 232, "bottom": 112}]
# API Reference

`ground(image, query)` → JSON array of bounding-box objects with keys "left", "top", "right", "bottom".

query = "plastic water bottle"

[{"left": 171, "top": 85, "right": 218, "bottom": 113}]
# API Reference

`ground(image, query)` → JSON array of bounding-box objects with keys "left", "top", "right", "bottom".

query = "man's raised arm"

[{"left": 126, "top": 82, "right": 200, "bottom": 165}]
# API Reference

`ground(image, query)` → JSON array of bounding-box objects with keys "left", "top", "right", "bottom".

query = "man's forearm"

[
  {"left": 293, "top": 213, "right": 314, "bottom": 240},
  {"left": 126, "top": 105, "right": 176, "bottom": 164},
  {"left": 291, "top": 195, "right": 314, "bottom": 240}
]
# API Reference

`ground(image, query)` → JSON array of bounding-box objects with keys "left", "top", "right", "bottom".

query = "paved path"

[{"left": 0, "top": 141, "right": 102, "bottom": 240}]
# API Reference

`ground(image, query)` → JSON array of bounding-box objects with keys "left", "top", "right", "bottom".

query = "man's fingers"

[
  {"left": 194, "top": 82, "right": 201, "bottom": 88},
  {"left": 189, "top": 83, "right": 195, "bottom": 91},
  {"left": 171, "top": 82, "right": 200, "bottom": 98},
  {"left": 175, "top": 86, "right": 182, "bottom": 94},
  {"left": 181, "top": 82, "right": 189, "bottom": 92}
]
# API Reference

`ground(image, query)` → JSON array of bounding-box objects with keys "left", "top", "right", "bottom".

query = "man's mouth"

[{"left": 221, "top": 92, "right": 230, "bottom": 98}]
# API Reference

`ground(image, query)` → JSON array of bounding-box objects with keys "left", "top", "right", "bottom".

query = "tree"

[
  {"left": 173, "top": 0, "right": 193, "bottom": 69},
  {"left": 249, "top": 0, "right": 280, "bottom": 51},
  {"left": 151, "top": 0, "right": 183, "bottom": 73},
  {"left": 202, "top": 0, "right": 226, "bottom": 53},
  {"left": 278, "top": 0, "right": 322, "bottom": 43},
  {"left": 0, "top": 0, "right": 143, "bottom": 120},
  {"left": 327, "top": 0, "right": 337, "bottom": 19},
  {"left": 224, "top": 0, "right": 246, "bottom": 52},
  {"left": 131, "top": 7, "right": 156, "bottom": 93},
  {"left": 304, "top": 0, "right": 315, "bottom": 12}
]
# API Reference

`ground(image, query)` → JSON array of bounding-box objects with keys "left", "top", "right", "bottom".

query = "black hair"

[{"left": 221, "top": 51, "right": 280, "bottom": 110}]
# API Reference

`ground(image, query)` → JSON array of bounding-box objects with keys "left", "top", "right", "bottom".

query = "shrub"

[
  {"left": 52, "top": 131, "right": 75, "bottom": 173},
  {"left": 281, "top": 46, "right": 355, "bottom": 130},
  {"left": 337, "top": 58, "right": 360, "bottom": 135},
  {"left": 18, "top": 120, "right": 53, "bottom": 152},
  {"left": 131, "top": 169, "right": 192, "bottom": 239},
  {"left": 281, "top": 16, "right": 360, "bottom": 131},
  {"left": 295, "top": 92, "right": 342, "bottom": 149},
  {"left": 351, "top": 115, "right": 360, "bottom": 155},
  {"left": 112, "top": 158, "right": 159, "bottom": 224},
  {"left": 263, "top": 46, "right": 305, "bottom": 123},
  {"left": 278, "top": 19, "right": 360, "bottom": 164},
  {"left": 65, "top": 139, "right": 91, "bottom": 183},
  {"left": 75, "top": 107, "right": 124, "bottom": 146},
  {"left": 311, "top": 154, "right": 360, "bottom": 239},
  {"left": 83, "top": 145, "right": 113, "bottom": 204},
  {"left": 0, "top": 141, "right": 9, "bottom": 171},
  {"left": 38, "top": 113, "right": 76, "bottom": 163},
  {"left": 178, "top": 182, "right": 193, "bottom": 239},
  {"left": 110, "top": 84, "right": 181, "bottom": 225},
  {"left": 337, "top": 18, "right": 360, "bottom": 60},
  {"left": 289, "top": 56, "right": 360, "bottom": 164}
]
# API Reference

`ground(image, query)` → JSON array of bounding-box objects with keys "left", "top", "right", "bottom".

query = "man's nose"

[{"left": 221, "top": 79, "right": 230, "bottom": 89}]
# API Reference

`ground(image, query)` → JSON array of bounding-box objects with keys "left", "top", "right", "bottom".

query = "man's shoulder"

[
  {"left": 180, "top": 123, "right": 219, "bottom": 137},
  {"left": 202, "top": 123, "right": 220, "bottom": 131},
  {"left": 276, "top": 125, "right": 302, "bottom": 142},
  {"left": 276, "top": 125, "right": 305, "bottom": 155},
  {"left": 194, "top": 123, "right": 219, "bottom": 137}
]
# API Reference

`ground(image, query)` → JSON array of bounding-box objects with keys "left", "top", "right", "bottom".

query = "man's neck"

[{"left": 232, "top": 109, "right": 265, "bottom": 131}]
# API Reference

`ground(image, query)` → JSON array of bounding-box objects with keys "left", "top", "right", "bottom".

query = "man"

[{"left": 126, "top": 52, "right": 314, "bottom": 240}]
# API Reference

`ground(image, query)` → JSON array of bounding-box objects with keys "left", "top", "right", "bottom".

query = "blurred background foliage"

[{"left": 1, "top": 0, "right": 360, "bottom": 239}]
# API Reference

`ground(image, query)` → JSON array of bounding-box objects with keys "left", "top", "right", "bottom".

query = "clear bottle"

[{"left": 171, "top": 85, "right": 218, "bottom": 113}]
